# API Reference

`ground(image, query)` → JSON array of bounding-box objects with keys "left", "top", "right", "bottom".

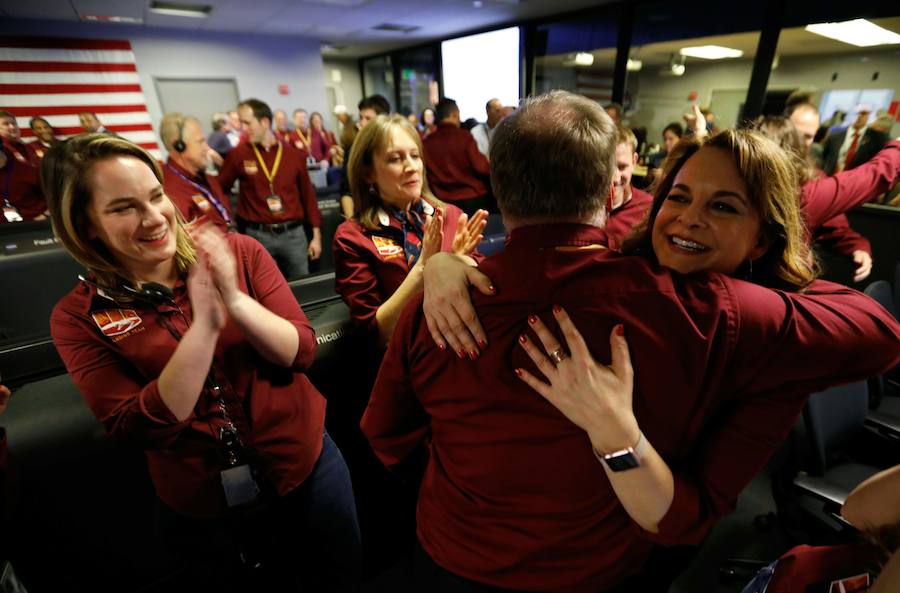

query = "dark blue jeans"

[{"left": 158, "top": 432, "right": 361, "bottom": 592}]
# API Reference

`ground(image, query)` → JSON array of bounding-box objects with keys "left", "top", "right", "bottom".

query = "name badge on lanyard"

[
  {"left": 265, "top": 195, "right": 284, "bottom": 213},
  {"left": 251, "top": 142, "right": 285, "bottom": 216}
]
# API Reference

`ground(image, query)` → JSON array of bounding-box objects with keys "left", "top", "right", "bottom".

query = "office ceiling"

[{"left": 0, "top": 0, "right": 613, "bottom": 57}]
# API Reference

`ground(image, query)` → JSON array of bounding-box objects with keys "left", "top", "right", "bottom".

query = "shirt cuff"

[{"left": 138, "top": 380, "right": 194, "bottom": 426}]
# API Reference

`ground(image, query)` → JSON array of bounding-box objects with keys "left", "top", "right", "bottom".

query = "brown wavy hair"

[
  {"left": 41, "top": 133, "right": 195, "bottom": 294},
  {"left": 621, "top": 129, "right": 817, "bottom": 291},
  {"left": 346, "top": 114, "right": 441, "bottom": 230}
]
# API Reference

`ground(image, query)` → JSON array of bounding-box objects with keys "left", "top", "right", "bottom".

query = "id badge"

[
  {"left": 3, "top": 207, "right": 23, "bottom": 223},
  {"left": 221, "top": 464, "right": 261, "bottom": 508},
  {"left": 265, "top": 194, "right": 284, "bottom": 213}
]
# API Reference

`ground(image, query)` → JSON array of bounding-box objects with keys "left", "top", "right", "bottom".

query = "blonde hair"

[
  {"left": 347, "top": 114, "right": 440, "bottom": 230},
  {"left": 42, "top": 133, "right": 195, "bottom": 294},
  {"left": 616, "top": 124, "right": 638, "bottom": 153},
  {"left": 621, "top": 129, "right": 817, "bottom": 291},
  {"left": 158, "top": 112, "right": 199, "bottom": 153}
]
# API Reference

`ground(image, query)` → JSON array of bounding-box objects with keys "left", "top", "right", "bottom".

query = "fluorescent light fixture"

[
  {"left": 81, "top": 15, "right": 143, "bottom": 23},
  {"left": 574, "top": 52, "right": 594, "bottom": 66},
  {"left": 149, "top": 2, "right": 212, "bottom": 18},
  {"left": 805, "top": 19, "right": 900, "bottom": 47},
  {"left": 626, "top": 58, "right": 642, "bottom": 71},
  {"left": 679, "top": 45, "right": 743, "bottom": 59}
]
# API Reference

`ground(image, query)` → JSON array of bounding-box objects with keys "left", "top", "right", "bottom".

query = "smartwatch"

[{"left": 594, "top": 432, "right": 643, "bottom": 472}]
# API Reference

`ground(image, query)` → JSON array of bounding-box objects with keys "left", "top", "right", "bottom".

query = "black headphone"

[
  {"left": 78, "top": 275, "right": 175, "bottom": 306},
  {"left": 172, "top": 117, "right": 186, "bottom": 153}
]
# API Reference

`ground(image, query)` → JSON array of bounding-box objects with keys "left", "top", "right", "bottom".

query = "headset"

[
  {"left": 78, "top": 275, "right": 175, "bottom": 306},
  {"left": 172, "top": 116, "right": 186, "bottom": 153}
]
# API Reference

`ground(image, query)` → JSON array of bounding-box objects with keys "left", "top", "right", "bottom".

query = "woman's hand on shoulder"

[
  {"left": 516, "top": 307, "right": 640, "bottom": 453},
  {"left": 187, "top": 248, "right": 227, "bottom": 332},
  {"left": 422, "top": 252, "right": 495, "bottom": 358},
  {"left": 452, "top": 209, "right": 488, "bottom": 256},
  {"left": 189, "top": 220, "right": 240, "bottom": 307}
]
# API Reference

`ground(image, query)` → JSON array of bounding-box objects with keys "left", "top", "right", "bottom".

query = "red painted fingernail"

[
  {"left": 553, "top": 304, "right": 562, "bottom": 313},
  {"left": 469, "top": 350, "right": 478, "bottom": 360},
  {"left": 519, "top": 334, "right": 527, "bottom": 344},
  {"left": 438, "top": 343, "right": 446, "bottom": 351},
  {"left": 457, "top": 348, "right": 466, "bottom": 358},
  {"left": 478, "top": 339, "right": 487, "bottom": 348},
  {"left": 488, "top": 285, "right": 496, "bottom": 293},
  {"left": 528, "top": 315, "right": 538, "bottom": 325},
  {"left": 616, "top": 324, "right": 625, "bottom": 337},
  {"left": 514, "top": 368, "right": 523, "bottom": 377}
]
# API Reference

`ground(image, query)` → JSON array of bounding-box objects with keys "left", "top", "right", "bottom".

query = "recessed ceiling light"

[
  {"left": 626, "top": 58, "right": 642, "bottom": 71},
  {"left": 149, "top": 1, "right": 212, "bottom": 18},
  {"left": 679, "top": 45, "right": 743, "bottom": 59},
  {"left": 80, "top": 15, "right": 144, "bottom": 24},
  {"left": 805, "top": 19, "right": 900, "bottom": 47}
]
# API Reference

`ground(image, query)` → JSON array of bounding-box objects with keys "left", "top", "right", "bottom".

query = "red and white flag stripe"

[{"left": 0, "top": 37, "right": 161, "bottom": 159}]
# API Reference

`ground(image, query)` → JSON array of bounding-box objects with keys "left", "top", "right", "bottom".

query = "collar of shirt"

[
  {"left": 376, "top": 197, "right": 435, "bottom": 227},
  {"left": 166, "top": 156, "right": 203, "bottom": 182},
  {"left": 506, "top": 222, "right": 606, "bottom": 251}
]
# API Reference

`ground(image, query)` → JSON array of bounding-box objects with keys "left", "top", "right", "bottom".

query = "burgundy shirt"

[
  {"left": 163, "top": 158, "right": 233, "bottom": 232},
  {"left": 601, "top": 187, "right": 654, "bottom": 250},
  {"left": 25, "top": 140, "right": 53, "bottom": 163},
  {"left": 333, "top": 199, "right": 471, "bottom": 336},
  {"left": 423, "top": 123, "right": 491, "bottom": 203},
  {"left": 51, "top": 234, "right": 326, "bottom": 519},
  {"left": 218, "top": 141, "right": 322, "bottom": 227},
  {"left": 310, "top": 128, "right": 336, "bottom": 163},
  {"left": 1, "top": 147, "right": 46, "bottom": 221},
  {"left": 285, "top": 129, "right": 312, "bottom": 154},
  {"left": 813, "top": 214, "right": 871, "bottom": 257},
  {"left": 800, "top": 140, "right": 900, "bottom": 231},
  {"left": 362, "top": 223, "right": 900, "bottom": 593}
]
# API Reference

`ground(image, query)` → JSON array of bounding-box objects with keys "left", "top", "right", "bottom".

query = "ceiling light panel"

[
  {"left": 804, "top": 19, "right": 900, "bottom": 47},
  {"left": 679, "top": 45, "right": 743, "bottom": 59},
  {"left": 149, "top": 1, "right": 213, "bottom": 18}
]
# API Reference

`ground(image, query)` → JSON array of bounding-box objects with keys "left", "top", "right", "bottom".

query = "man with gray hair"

[
  {"left": 159, "top": 112, "right": 233, "bottom": 231},
  {"left": 207, "top": 112, "right": 233, "bottom": 159},
  {"left": 362, "top": 90, "right": 900, "bottom": 592}
]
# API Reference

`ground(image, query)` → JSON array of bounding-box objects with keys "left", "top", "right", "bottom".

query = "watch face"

[{"left": 604, "top": 449, "right": 641, "bottom": 472}]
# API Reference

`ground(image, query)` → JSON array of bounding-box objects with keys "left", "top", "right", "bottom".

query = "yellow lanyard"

[{"left": 250, "top": 141, "right": 283, "bottom": 193}]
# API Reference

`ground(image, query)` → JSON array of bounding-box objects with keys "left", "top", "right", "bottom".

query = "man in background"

[
  {"left": 339, "top": 95, "right": 391, "bottom": 218},
  {"left": 470, "top": 98, "right": 504, "bottom": 158},
  {"left": 78, "top": 111, "right": 115, "bottom": 135},
  {"left": 159, "top": 112, "right": 233, "bottom": 232},
  {"left": 822, "top": 104, "right": 888, "bottom": 175},
  {"left": 26, "top": 116, "right": 59, "bottom": 162},
  {"left": 207, "top": 112, "right": 234, "bottom": 159},
  {"left": 423, "top": 97, "right": 492, "bottom": 216}
]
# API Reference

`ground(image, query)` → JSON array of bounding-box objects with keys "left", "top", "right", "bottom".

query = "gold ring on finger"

[{"left": 548, "top": 348, "right": 567, "bottom": 365}]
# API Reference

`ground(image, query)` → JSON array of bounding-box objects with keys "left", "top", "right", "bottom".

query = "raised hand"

[
  {"left": 189, "top": 220, "right": 240, "bottom": 307},
  {"left": 452, "top": 209, "right": 488, "bottom": 256},
  {"left": 187, "top": 248, "right": 227, "bottom": 331},
  {"left": 418, "top": 208, "right": 445, "bottom": 264}
]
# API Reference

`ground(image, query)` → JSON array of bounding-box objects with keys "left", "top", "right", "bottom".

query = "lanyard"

[
  {"left": 166, "top": 164, "right": 232, "bottom": 224},
  {"left": 250, "top": 141, "right": 283, "bottom": 194}
]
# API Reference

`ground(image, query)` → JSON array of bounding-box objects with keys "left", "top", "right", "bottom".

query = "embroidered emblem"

[
  {"left": 372, "top": 236, "right": 404, "bottom": 260},
  {"left": 243, "top": 160, "right": 258, "bottom": 175},
  {"left": 191, "top": 194, "right": 211, "bottom": 211},
  {"left": 92, "top": 308, "right": 142, "bottom": 337}
]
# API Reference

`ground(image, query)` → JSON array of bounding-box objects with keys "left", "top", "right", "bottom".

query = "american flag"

[{"left": 0, "top": 36, "right": 161, "bottom": 159}]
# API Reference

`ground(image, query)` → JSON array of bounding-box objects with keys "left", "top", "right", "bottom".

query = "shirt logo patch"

[
  {"left": 372, "top": 236, "right": 404, "bottom": 260},
  {"left": 92, "top": 308, "right": 142, "bottom": 337},
  {"left": 243, "top": 160, "right": 258, "bottom": 175},
  {"left": 191, "top": 194, "right": 211, "bottom": 211}
]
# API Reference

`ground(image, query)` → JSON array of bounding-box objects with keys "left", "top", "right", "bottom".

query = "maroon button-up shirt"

[
  {"left": 423, "top": 123, "right": 491, "bottom": 203},
  {"left": 51, "top": 234, "right": 326, "bottom": 519},
  {"left": 218, "top": 141, "right": 322, "bottom": 226},
  {"left": 601, "top": 186, "right": 653, "bottom": 250},
  {"left": 163, "top": 158, "right": 233, "bottom": 232},
  {"left": 363, "top": 223, "right": 900, "bottom": 593},
  {"left": 1, "top": 147, "right": 46, "bottom": 222},
  {"left": 813, "top": 213, "right": 871, "bottom": 257}
]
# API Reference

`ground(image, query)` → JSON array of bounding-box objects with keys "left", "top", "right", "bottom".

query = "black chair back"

[
  {"left": 802, "top": 381, "right": 869, "bottom": 476},
  {"left": 864, "top": 280, "right": 897, "bottom": 320}
]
